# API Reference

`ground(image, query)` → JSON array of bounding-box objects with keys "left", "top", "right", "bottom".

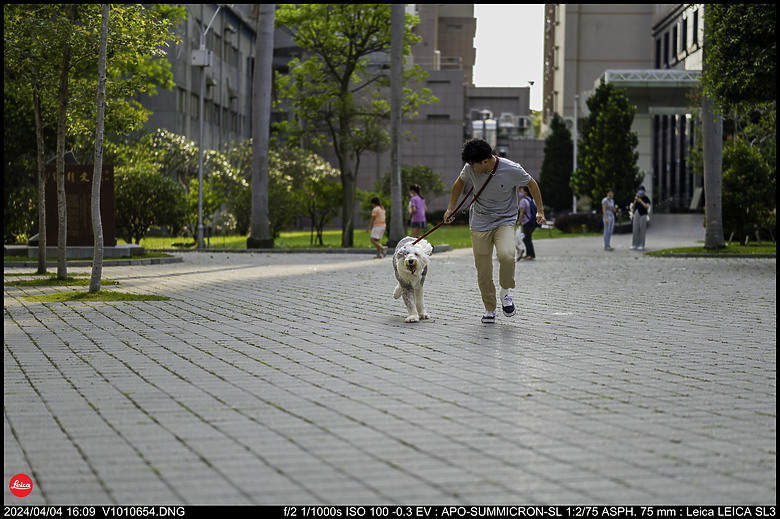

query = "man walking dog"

[{"left": 443, "top": 138, "right": 546, "bottom": 324}]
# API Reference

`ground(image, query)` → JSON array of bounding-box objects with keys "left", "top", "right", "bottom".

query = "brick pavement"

[{"left": 4, "top": 216, "right": 776, "bottom": 505}]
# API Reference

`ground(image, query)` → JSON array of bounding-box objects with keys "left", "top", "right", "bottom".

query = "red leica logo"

[{"left": 9, "top": 474, "right": 33, "bottom": 497}]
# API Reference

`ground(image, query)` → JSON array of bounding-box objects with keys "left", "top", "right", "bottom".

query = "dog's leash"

[{"left": 412, "top": 160, "right": 498, "bottom": 246}]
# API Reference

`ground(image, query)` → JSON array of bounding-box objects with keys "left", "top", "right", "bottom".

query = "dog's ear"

[{"left": 419, "top": 240, "right": 433, "bottom": 256}]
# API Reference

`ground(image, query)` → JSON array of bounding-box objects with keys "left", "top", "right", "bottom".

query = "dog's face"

[
  {"left": 393, "top": 238, "right": 432, "bottom": 277},
  {"left": 398, "top": 247, "right": 427, "bottom": 275}
]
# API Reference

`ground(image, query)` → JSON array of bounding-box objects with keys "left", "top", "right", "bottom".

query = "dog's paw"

[
  {"left": 404, "top": 315, "right": 419, "bottom": 323},
  {"left": 420, "top": 313, "right": 430, "bottom": 320},
  {"left": 393, "top": 285, "right": 402, "bottom": 299}
]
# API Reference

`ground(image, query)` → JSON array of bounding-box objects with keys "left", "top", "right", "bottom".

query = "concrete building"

[{"left": 543, "top": 4, "right": 704, "bottom": 213}]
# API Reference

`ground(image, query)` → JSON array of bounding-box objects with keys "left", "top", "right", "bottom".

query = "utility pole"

[{"left": 192, "top": 6, "right": 221, "bottom": 249}]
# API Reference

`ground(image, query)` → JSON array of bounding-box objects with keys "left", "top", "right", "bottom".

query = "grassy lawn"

[
  {"left": 649, "top": 242, "right": 776, "bottom": 256},
  {"left": 23, "top": 291, "right": 170, "bottom": 303},
  {"left": 125, "top": 225, "right": 573, "bottom": 251},
  {"left": 2, "top": 252, "right": 173, "bottom": 263}
]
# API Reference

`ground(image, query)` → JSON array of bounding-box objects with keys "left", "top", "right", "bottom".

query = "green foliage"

[
  {"left": 3, "top": 4, "right": 183, "bottom": 246},
  {"left": 4, "top": 4, "right": 183, "bottom": 142},
  {"left": 702, "top": 4, "right": 776, "bottom": 113},
  {"left": 267, "top": 147, "right": 342, "bottom": 240},
  {"left": 115, "top": 163, "right": 187, "bottom": 244},
  {"left": 3, "top": 82, "right": 41, "bottom": 242},
  {"left": 539, "top": 113, "right": 574, "bottom": 213},
  {"left": 721, "top": 139, "right": 775, "bottom": 244},
  {"left": 273, "top": 4, "right": 438, "bottom": 247},
  {"left": 571, "top": 81, "right": 644, "bottom": 211},
  {"left": 300, "top": 176, "right": 343, "bottom": 246}
]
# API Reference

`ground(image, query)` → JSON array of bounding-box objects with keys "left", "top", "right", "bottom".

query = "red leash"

[{"left": 412, "top": 167, "right": 497, "bottom": 245}]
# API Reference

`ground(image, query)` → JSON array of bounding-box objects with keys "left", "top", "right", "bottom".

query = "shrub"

[{"left": 553, "top": 211, "right": 603, "bottom": 233}]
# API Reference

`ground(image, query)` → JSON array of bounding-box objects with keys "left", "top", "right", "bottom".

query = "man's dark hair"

[{"left": 461, "top": 138, "right": 493, "bottom": 164}]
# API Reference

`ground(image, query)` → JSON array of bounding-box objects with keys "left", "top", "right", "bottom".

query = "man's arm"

[
  {"left": 443, "top": 177, "right": 466, "bottom": 224},
  {"left": 526, "top": 178, "right": 546, "bottom": 224}
]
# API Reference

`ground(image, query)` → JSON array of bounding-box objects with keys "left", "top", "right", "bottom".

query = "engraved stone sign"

[{"left": 44, "top": 165, "right": 116, "bottom": 247}]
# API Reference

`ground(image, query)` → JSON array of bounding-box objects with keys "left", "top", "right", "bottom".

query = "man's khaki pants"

[{"left": 470, "top": 225, "right": 516, "bottom": 311}]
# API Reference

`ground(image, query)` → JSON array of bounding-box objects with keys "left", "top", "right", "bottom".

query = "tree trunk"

[
  {"left": 247, "top": 3, "right": 275, "bottom": 249},
  {"left": 387, "top": 4, "right": 405, "bottom": 247},
  {"left": 32, "top": 73, "right": 47, "bottom": 275},
  {"left": 89, "top": 5, "right": 109, "bottom": 293},
  {"left": 701, "top": 14, "right": 726, "bottom": 249},
  {"left": 56, "top": 5, "right": 76, "bottom": 280},
  {"left": 338, "top": 137, "right": 356, "bottom": 248}
]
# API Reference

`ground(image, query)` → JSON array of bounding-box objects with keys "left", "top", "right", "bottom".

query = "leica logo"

[{"left": 9, "top": 474, "right": 33, "bottom": 497}]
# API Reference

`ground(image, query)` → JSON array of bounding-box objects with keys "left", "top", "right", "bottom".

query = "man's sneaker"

[
  {"left": 481, "top": 311, "right": 496, "bottom": 324},
  {"left": 501, "top": 294, "right": 516, "bottom": 317}
]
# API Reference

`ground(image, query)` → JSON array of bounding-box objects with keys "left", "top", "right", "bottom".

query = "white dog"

[{"left": 392, "top": 236, "right": 433, "bottom": 323}]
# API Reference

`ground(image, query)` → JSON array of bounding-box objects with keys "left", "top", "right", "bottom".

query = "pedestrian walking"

[
  {"left": 408, "top": 184, "right": 427, "bottom": 239},
  {"left": 630, "top": 185, "right": 651, "bottom": 251},
  {"left": 602, "top": 188, "right": 616, "bottom": 251},
  {"left": 443, "top": 138, "right": 545, "bottom": 324},
  {"left": 368, "top": 197, "right": 387, "bottom": 258},
  {"left": 517, "top": 185, "right": 537, "bottom": 260}
]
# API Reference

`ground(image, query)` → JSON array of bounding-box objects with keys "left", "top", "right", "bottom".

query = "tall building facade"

[{"left": 543, "top": 4, "right": 704, "bottom": 213}]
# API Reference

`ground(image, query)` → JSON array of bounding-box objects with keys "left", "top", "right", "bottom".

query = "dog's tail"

[{"left": 393, "top": 284, "right": 402, "bottom": 299}]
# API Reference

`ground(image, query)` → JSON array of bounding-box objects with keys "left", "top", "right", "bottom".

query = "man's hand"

[
  {"left": 536, "top": 212, "right": 547, "bottom": 225},
  {"left": 443, "top": 209, "right": 455, "bottom": 224}
]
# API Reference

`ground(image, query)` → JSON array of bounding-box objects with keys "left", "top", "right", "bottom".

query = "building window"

[
  {"left": 663, "top": 31, "right": 669, "bottom": 68},
  {"left": 447, "top": 24, "right": 462, "bottom": 31},
  {"left": 191, "top": 93, "right": 199, "bottom": 120},
  {"left": 177, "top": 88, "right": 187, "bottom": 116}
]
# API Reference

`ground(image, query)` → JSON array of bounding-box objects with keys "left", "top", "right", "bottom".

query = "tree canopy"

[
  {"left": 274, "top": 4, "right": 436, "bottom": 247},
  {"left": 570, "top": 81, "right": 644, "bottom": 211},
  {"left": 702, "top": 4, "right": 776, "bottom": 113}
]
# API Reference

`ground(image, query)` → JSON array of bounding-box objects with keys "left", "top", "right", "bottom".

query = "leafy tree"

[
  {"left": 721, "top": 139, "right": 775, "bottom": 244},
  {"left": 702, "top": 4, "right": 776, "bottom": 113},
  {"left": 3, "top": 4, "right": 183, "bottom": 276},
  {"left": 571, "top": 81, "right": 643, "bottom": 211},
  {"left": 274, "top": 4, "right": 437, "bottom": 247},
  {"left": 300, "top": 175, "right": 343, "bottom": 246},
  {"left": 539, "top": 113, "right": 574, "bottom": 214},
  {"left": 115, "top": 164, "right": 187, "bottom": 244},
  {"left": 3, "top": 82, "right": 42, "bottom": 244}
]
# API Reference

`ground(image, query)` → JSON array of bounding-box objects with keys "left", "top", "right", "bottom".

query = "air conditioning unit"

[
  {"left": 191, "top": 49, "right": 213, "bottom": 67},
  {"left": 498, "top": 112, "right": 516, "bottom": 128}
]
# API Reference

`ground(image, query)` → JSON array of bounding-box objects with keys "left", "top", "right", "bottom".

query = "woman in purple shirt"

[{"left": 408, "top": 184, "right": 427, "bottom": 238}]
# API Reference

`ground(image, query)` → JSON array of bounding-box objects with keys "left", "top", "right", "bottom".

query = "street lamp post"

[
  {"left": 191, "top": 6, "right": 221, "bottom": 249},
  {"left": 572, "top": 94, "right": 579, "bottom": 213}
]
